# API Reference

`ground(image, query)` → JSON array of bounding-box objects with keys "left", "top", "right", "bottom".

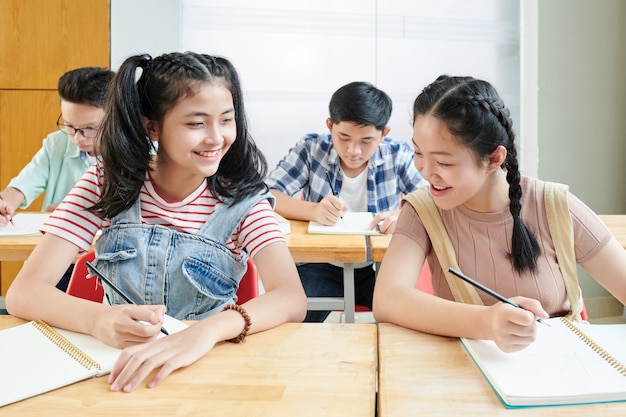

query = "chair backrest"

[
  {"left": 415, "top": 261, "right": 433, "bottom": 295},
  {"left": 237, "top": 258, "right": 259, "bottom": 304},
  {"left": 67, "top": 251, "right": 260, "bottom": 305},
  {"left": 66, "top": 251, "right": 103, "bottom": 302}
]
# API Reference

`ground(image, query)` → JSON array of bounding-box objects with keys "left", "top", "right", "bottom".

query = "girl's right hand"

[
  {"left": 488, "top": 296, "right": 549, "bottom": 353},
  {"left": 315, "top": 195, "right": 348, "bottom": 225},
  {"left": 94, "top": 304, "right": 167, "bottom": 348},
  {"left": 0, "top": 201, "right": 13, "bottom": 227}
]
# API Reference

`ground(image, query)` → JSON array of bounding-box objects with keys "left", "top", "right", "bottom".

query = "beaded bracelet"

[{"left": 222, "top": 304, "right": 251, "bottom": 343}]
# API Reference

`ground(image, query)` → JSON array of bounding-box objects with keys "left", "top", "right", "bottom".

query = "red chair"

[
  {"left": 67, "top": 251, "right": 259, "bottom": 305},
  {"left": 236, "top": 258, "right": 259, "bottom": 304},
  {"left": 66, "top": 251, "right": 103, "bottom": 302},
  {"left": 415, "top": 261, "right": 434, "bottom": 295}
]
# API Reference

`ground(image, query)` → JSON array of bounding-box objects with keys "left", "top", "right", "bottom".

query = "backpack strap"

[
  {"left": 403, "top": 189, "right": 483, "bottom": 305},
  {"left": 544, "top": 182, "right": 584, "bottom": 322}
]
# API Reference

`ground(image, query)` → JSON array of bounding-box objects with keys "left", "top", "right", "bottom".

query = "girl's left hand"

[{"left": 109, "top": 323, "right": 217, "bottom": 392}]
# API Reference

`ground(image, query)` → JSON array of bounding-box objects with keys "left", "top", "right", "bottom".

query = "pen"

[
  {"left": 448, "top": 267, "right": 550, "bottom": 326},
  {"left": 325, "top": 171, "right": 344, "bottom": 222},
  {"left": 85, "top": 261, "right": 169, "bottom": 335},
  {"left": 0, "top": 195, "right": 15, "bottom": 226}
]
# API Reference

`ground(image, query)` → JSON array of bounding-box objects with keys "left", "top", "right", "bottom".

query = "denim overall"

[{"left": 93, "top": 191, "right": 271, "bottom": 320}]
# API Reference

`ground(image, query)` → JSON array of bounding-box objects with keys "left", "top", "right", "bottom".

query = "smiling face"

[
  {"left": 59, "top": 101, "right": 105, "bottom": 156},
  {"left": 145, "top": 82, "right": 236, "bottom": 199},
  {"left": 328, "top": 119, "right": 389, "bottom": 178},
  {"left": 412, "top": 115, "right": 507, "bottom": 212}
]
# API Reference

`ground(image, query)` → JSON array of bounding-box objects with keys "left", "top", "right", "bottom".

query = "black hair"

[
  {"left": 328, "top": 81, "right": 392, "bottom": 131},
  {"left": 58, "top": 67, "right": 115, "bottom": 108},
  {"left": 91, "top": 52, "right": 268, "bottom": 219},
  {"left": 413, "top": 75, "right": 540, "bottom": 274}
]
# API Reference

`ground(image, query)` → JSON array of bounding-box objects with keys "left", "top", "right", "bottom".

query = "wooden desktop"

[
  {"left": 377, "top": 322, "right": 626, "bottom": 416},
  {"left": 0, "top": 316, "right": 377, "bottom": 416}
]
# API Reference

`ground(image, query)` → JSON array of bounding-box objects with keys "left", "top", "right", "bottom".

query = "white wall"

[
  {"left": 111, "top": 0, "right": 522, "bottom": 172},
  {"left": 110, "top": 0, "right": 181, "bottom": 70}
]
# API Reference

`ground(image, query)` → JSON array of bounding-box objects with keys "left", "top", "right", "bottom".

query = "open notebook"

[
  {"left": 308, "top": 212, "right": 381, "bottom": 235},
  {"left": 461, "top": 317, "right": 626, "bottom": 408},
  {"left": 0, "top": 213, "right": 50, "bottom": 237},
  {"left": 0, "top": 316, "right": 188, "bottom": 407}
]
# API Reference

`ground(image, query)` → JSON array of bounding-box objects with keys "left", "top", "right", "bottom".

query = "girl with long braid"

[
  {"left": 6, "top": 52, "right": 307, "bottom": 391},
  {"left": 373, "top": 75, "right": 626, "bottom": 352}
]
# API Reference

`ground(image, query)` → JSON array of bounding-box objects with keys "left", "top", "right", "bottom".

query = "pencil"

[
  {"left": 0, "top": 195, "right": 15, "bottom": 226},
  {"left": 85, "top": 261, "right": 169, "bottom": 335},
  {"left": 324, "top": 171, "right": 344, "bottom": 222},
  {"left": 448, "top": 267, "right": 550, "bottom": 326}
]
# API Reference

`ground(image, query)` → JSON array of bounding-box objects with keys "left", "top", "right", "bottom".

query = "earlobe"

[
  {"left": 487, "top": 145, "right": 507, "bottom": 171},
  {"left": 143, "top": 117, "right": 159, "bottom": 141}
]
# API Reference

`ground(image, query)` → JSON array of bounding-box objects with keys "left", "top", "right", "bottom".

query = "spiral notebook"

[
  {"left": 0, "top": 317, "right": 188, "bottom": 407},
  {"left": 461, "top": 317, "right": 626, "bottom": 408}
]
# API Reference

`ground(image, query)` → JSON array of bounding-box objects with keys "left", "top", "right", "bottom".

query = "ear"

[
  {"left": 325, "top": 118, "right": 333, "bottom": 131},
  {"left": 486, "top": 145, "right": 507, "bottom": 172},
  {"left": 143, "top": 117, "right": 160, "bottom": 141},
  {"left": 381, "top": 126, "right": 391, "bottom": 138}
]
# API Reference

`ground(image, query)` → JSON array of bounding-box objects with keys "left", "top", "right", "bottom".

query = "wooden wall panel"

[
  {"left": 0, "top": 0, "right": 109, "bottom": 294},
  {"left": 0, "top": 0, "right": 110, "bottom": 89},
  {"left": 0, "top": 90, "right": 59, "bottom": 210}
]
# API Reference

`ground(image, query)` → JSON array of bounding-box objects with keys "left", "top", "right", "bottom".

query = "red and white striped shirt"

[{"left": 43, "top": 164, "right": 284, "bottom": 259}]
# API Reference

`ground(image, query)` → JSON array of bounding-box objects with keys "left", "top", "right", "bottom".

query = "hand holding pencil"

[
  {"left": 0, "top": 194, "right": 15, "bottom": 226},
  {"left": 315, "top": 171, "right": 347, "bottom": 225},
  {"left": 448, "top": 267, "right": 551, "bottom": 352},
  {"left": 86, "top": 261, "right": 169, "bottom": 336}
]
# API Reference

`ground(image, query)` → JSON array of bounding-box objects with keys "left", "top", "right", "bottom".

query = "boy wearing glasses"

[
  {"left": 0, "top": 67, "right": 113, "bottom": 290},
  {"left": 0, "top": 67, "right": 113, "bottom": 215}
]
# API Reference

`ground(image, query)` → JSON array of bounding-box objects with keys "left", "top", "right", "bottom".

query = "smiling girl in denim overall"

[{"left": 6, "top": 52, "right": 307, "bottom": 392}]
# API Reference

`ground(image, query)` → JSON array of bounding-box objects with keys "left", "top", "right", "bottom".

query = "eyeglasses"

[{"left": 56, "top": 114, "right": 99, "bottom": 138}]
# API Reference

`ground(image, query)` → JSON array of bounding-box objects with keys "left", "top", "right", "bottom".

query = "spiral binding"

[
  {"left": 560, "top": 317, "right": 626, "bottom": 376},
  {"left": 32, "top": 320, "right": 101, "bottom": 371}
]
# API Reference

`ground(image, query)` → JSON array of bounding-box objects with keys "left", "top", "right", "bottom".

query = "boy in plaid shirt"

[{"left": 266, "top": 81, "right": 426, "bottom": 322}]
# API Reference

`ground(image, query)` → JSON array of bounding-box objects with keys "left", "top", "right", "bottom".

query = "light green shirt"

[{"left": 8, "top": 130, "right": 92, "bottom": 210}]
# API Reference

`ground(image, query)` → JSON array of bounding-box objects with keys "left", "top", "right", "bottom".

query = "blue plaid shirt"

[{"left": 265, "top": 133, "right": 427, "bottom": 213}]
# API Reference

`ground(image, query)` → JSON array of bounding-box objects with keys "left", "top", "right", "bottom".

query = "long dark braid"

[{"left": 413, "top": 75, "right": 540, "bottom": 273}]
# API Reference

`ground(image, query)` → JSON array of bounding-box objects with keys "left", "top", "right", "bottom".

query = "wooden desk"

[
  {"left": 377, "top": 322, "right": 626, "bottom": 416},
  {"left": 369, "top": 214, "right": 626, "bottom": 263},
  {"left": 369, "top": 234, "right": 391, "bottom": 264},
  {"left": 0, "top": 316, "right": 377, "bottom": 416},
  {"left": 0, "top": 236, "right": 40, "bottom": 262},
  {"left": 284, "top": 220, "right": 368, "bottom": 323}
]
